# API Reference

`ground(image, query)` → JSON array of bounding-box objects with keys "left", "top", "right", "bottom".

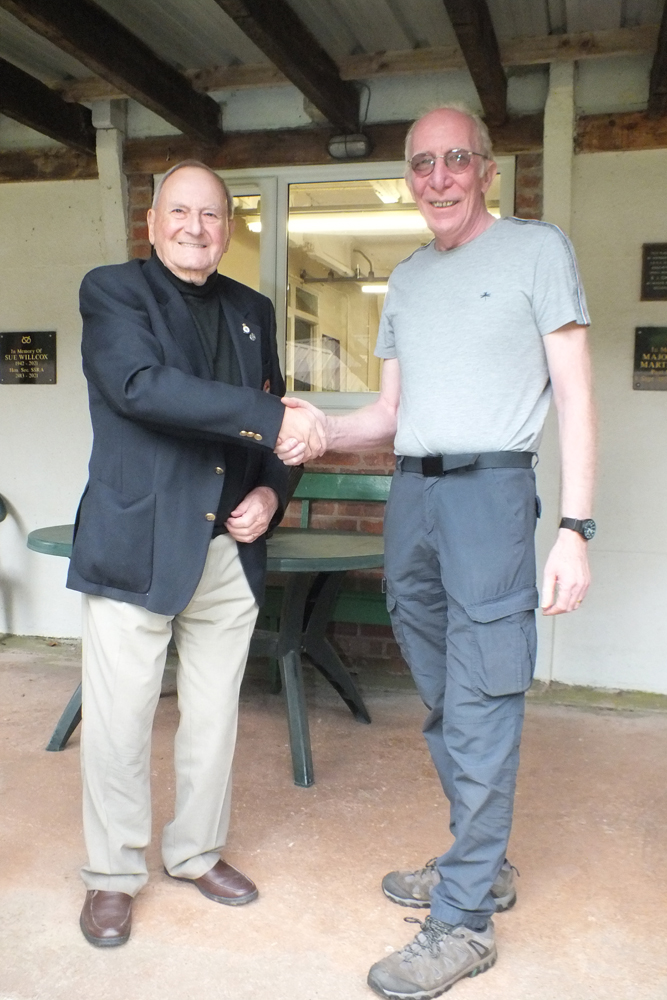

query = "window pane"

[
  {"left": 222, "top": 194, "right": 261, "bottom": 291},
  {"left": 286, "top": 178, "right": 429, "bottom": 393}
]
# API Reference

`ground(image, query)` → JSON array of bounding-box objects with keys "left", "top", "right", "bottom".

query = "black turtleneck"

[{"left": 154, "top": 254, "right": 247, "bottom": 534}]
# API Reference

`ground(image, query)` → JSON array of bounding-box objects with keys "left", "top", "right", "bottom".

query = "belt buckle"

[{"left": 421, "top": 456, "right": 444, "bottom": 477}]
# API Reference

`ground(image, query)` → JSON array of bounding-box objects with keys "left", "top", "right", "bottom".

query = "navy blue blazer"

[{"left": 66, "top": 254, "right": 290, "bottom": 614}]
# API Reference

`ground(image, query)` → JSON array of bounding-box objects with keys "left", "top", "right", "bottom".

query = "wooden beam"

[
  {"left": 577, "top": 110, "right": 667, "bottom": 152},
  {"left": 54, "top": 24, "right": 661, "bottom": 104},
  {"left": 122, "top": 114, "right": 543, "bottom": 176},
  {"left": 0, "top": 56, "right": 96, "bottom": 153},
  {"left": 648, "top": 0, "right": 667, "bottom": 117},
  {"left": 0, "top": 0, "right": 223, "bottom": 143},
  {"left": 441, "top": 0, "right": 507, "bottom": 125},
  {"left": 0, "top": 146, "right": 97, "bottom": 182},
  {"left": 56, "top": 64, "right": 289, "bottom": 103},
  {"left": 341, "top": 24, "right": 660, "bottom": 78},
  {"left": 210, "top": 0, "right": 359, "bottom": 131},
  {"left": 8, "top": 107, "right": 667, "bottom": 184}
]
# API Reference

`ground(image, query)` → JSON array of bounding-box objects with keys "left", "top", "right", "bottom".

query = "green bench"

[{"left": 262, "top": 471, "right": 392, "bottom": 630}]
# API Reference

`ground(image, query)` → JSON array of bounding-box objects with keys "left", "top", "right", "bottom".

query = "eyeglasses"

[{"left": 408, "top": 149, "right": 488, "bottom": 176}]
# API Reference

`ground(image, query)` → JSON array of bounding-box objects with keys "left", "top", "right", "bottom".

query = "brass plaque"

[
  {"left": 0, "top": 331, "right": 56, "bottom": 384},
  {"left": 634, "top": 327, "right": 667, "bottom": 391},
  {"left": 641, "top": 244, "right": 667, "bottom": 301}
]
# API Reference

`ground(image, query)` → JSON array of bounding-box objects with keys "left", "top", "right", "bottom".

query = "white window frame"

[{"left": 155, "top": 157, "right": 516, "bottom": 412}]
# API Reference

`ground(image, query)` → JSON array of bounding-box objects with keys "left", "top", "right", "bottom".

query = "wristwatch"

[{"left": 559, "top": 517, "right": 596, "bottom": 540}]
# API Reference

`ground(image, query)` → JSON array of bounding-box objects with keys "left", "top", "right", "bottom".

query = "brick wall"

[
  {"left": 514, "top": 153, "right": 543, "bottom": 220},
  {"left": 127, "top": 173, "right": 153, "bottom": 260}
]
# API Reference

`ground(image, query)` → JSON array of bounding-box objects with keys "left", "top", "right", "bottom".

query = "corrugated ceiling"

[{"left": 0, "top": 0, "right": 662, "bottom": 87}]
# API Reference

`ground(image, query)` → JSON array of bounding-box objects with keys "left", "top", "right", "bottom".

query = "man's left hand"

[
  {"left": 541, "top": 529, "right": 591, "bottom": 615},
  {"left": 225, "top": 486, "right": 279, "bottom": 544}
]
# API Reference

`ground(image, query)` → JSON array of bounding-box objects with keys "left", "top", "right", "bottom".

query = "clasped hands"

[{"left": 274, "top": 397, "right": 327, "bottom": 465}]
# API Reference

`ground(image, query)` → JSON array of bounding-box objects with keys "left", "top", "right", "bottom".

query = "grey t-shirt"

[{"left": 375, "top": 217, "right": 590, "bottom": 456}]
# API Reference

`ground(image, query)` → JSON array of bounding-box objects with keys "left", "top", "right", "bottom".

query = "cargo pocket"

[
  {"left": 72, "top": 479, "right": 156, "bottom": 594},
  {"left": 466, "top": 587, "right": 538, "bottom": 697}
]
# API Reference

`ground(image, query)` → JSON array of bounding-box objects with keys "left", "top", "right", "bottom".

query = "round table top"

[{"left": 27, "top": 525, "right": 384, "bottom": 573}]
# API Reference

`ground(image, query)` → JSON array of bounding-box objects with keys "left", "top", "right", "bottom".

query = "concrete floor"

[{"left": 1, "top": 637, "right": 667, "bottom": 1000}]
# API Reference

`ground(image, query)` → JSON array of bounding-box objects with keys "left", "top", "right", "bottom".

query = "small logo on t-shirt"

[{"left": 481, "top": 291, "right": 491, "bottom": 298}]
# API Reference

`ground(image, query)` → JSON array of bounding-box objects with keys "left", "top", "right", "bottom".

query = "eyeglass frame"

[{"left": 407, "top": 148, "right": 490, "bottom": 177}]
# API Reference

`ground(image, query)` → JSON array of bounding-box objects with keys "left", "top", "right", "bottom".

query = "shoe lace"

[{"left": 402, "top": 915, "right": 457, "bottom": 959}]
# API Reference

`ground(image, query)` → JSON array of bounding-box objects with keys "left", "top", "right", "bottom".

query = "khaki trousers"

[{"left": 80, "top": 533, "right": 259, "bottom": 896}]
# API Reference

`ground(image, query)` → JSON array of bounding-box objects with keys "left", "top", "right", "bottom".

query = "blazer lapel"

[
  {"left": 141, "top": 255, "right": 212, "bottom": 379},
  {"left": 221, "top": 297, "right": 262, "bottom": 388}
]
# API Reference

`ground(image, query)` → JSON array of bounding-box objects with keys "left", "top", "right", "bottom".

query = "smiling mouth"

[
  {"left": 178, "top": 241, "right": 207, "bottom": 248},
  {"left": 430, "top": 200, "right": 457, "bottom": 208}
]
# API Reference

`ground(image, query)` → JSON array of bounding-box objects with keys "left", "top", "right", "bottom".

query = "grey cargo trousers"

[{"left": 383, "top": 463, "right": 539, "bottom": 927}]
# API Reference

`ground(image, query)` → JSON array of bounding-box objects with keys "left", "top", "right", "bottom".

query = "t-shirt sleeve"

[
  {"left": 532, "top": 225, "right": 590, "bottom": 336},
  {"left": 374, "top": 285, "right": 397, "bottom": 359}
]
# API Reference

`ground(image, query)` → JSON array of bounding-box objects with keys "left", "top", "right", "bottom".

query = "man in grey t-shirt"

[{"left": 278, "top": 106, "right": 595, "bottom": 998}]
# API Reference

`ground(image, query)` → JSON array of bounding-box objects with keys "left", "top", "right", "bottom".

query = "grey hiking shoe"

[
  {"left": 367, "top": 915, "right": 497, "bottom": 999},
  {"left": 381, "top": 859, "right": 517, "bottom": 912}
]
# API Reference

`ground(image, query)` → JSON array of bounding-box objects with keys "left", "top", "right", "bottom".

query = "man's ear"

[
  {"left": 481, "top": 160, "right": 498, "bottom": 195},
  {"left": 223, "top": 217, "right": 236, "bottom": 254},
  {"left": 146, "top": 208, "right": 155, "bottom": 246}
]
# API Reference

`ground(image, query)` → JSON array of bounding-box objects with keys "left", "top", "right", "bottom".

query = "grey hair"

[
  {"left": 151, "top": 160, "right": 234, "bottom": 220},
  {"left": 404, "top": 103, "right": 494, "bottom": 176}
]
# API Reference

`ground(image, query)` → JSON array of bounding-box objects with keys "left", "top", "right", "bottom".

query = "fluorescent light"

[
  {"left": 243, "top": 209, "right": 432, "bottom": 236},
  {"left": 361, "top": 284, "right": 389, "bottom": 294},
  {"left": 289, "top": 211, "right": 430, "bottom": 235}
]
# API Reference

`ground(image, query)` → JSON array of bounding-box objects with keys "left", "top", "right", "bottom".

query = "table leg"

[
  {"left": 303, "top": 573, "right": 371, "bottom": 724},
  {"left": 276, "top": 575, "right": 314, "bottom": 787},
  {"left": 45, "top": 682, "right": 82, "bottom": 751}
]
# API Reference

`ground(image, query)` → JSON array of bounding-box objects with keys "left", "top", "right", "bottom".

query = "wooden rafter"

[
  {"left": 53, "top": 24, "right": 661, "bottom": 104},
  {"left": 648, "top": 0, "right": 667, "bottom": 117},
  {"left": 577, "top": 110, "right": 667, "bottom": 152},
  {"left": 0, "top": 57, "right": 95, "bottom": 153},
  {"left": 210, "top": 0, "right": 359, "bottom": 131},
  {"left": 441, "top": 0, "right": 507, "bottom": 125},
  {"left": 0, "top": 0, "right": 223, "bottom": 143},
  {"left": 122, "top": 114, "right": 543, "bottom": 175}
]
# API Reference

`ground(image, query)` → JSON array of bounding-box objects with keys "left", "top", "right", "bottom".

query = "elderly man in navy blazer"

[{"left": 67, "top": 161, "right": 324, "bottom": 947}]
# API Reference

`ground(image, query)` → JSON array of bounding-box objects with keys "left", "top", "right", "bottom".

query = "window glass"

[{"left": 221, "top": 194, "right": 261, "bottom": 291}]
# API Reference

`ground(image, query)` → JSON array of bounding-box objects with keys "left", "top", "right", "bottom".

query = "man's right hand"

[{"left": 275, "top": 397, "right": 327, "bottom": 465}]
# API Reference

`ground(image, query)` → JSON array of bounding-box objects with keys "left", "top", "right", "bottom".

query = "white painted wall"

[
  {"left": 539, "top": 149, "right": 667, "bottom": 694},
  {"left": 0, "top": 180, "right": 106, "bottom": 637}
]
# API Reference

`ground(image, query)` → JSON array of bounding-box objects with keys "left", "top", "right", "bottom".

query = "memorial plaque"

[
  {"left": 634, "top": 327, "right": 667, "bottom": 390},
  {"left": 641, "top": 244, "right": 667, "bottom": 300},
  {"left": 0, "top": 331, "right": 56, "bottom": 384}
]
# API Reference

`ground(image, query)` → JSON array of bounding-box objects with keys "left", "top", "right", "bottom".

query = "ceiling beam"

[
  {"left": 210, "top": 0, "right": 359, "bottom": 131},
  {"left": 122, "top": 114, "right": 543, "bottom": 176},
  {"left": 0, "top": 146, "right": 97, "bottom": 182},
  {"left": 441, "top": 0, "right": 507, "bottom": 125},
  {"left": 0, "top": 56, "right": 95, "bottom": 153},
  {"left": 0, "top": 0, "right": 223, "bottom": 143},
  {"left": 577, "top": 110, "right": 667, "bottom": 151},
  {"left": 53, "top": 24, "right": 661, "bottom": 104},
  {"left": 648, "top": 0, "right": 667, "bottom": 117}
]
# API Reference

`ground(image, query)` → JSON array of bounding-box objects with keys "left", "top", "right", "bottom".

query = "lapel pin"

[{"left": 242, "top": 323, "right": 250, "bottom": 333}]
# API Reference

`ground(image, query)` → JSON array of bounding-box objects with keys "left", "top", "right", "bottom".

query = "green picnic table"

[{"left": 27, "top": 523, "right": 384, "bottom": 787}]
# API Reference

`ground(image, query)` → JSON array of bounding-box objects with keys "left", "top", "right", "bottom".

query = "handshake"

[{"left": 274, "top": 397, "right": 327, "bottom": 466}]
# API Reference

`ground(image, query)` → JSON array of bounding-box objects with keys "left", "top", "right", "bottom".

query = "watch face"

[{"left": 582, "top": 519, "right": 596, "bottom": 540}]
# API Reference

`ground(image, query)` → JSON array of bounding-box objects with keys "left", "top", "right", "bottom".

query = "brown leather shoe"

[
  {"left": 166, "top": 859, "right": 258, "bottom": 905},
  {"left": 80, "top": 890, "right": 132, "bottom": 947}
]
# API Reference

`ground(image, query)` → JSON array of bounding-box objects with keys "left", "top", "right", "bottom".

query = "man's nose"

[
  {"left": 428, "top": 157, "right": 454, "bottom": 189},
  {"left": 185, "top": 210, "right": 204, "bottom": 234}
]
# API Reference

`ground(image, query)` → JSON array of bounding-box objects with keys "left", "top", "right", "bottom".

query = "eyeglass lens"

[{"left": 410, "top": 150, "right": 475, "bottom": 176}]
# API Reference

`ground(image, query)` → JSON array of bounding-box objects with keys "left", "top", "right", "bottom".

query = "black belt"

[{"left": 397, "top": 452, "right": 535, "bottom": 477}]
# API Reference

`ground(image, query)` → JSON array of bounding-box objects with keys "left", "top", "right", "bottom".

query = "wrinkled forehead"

[
  {"left": 409, "top": 111, "right": 478, "bottom": 158},
  {"left": 157, "top": 167, "right": 227, "bottom": 212}
]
